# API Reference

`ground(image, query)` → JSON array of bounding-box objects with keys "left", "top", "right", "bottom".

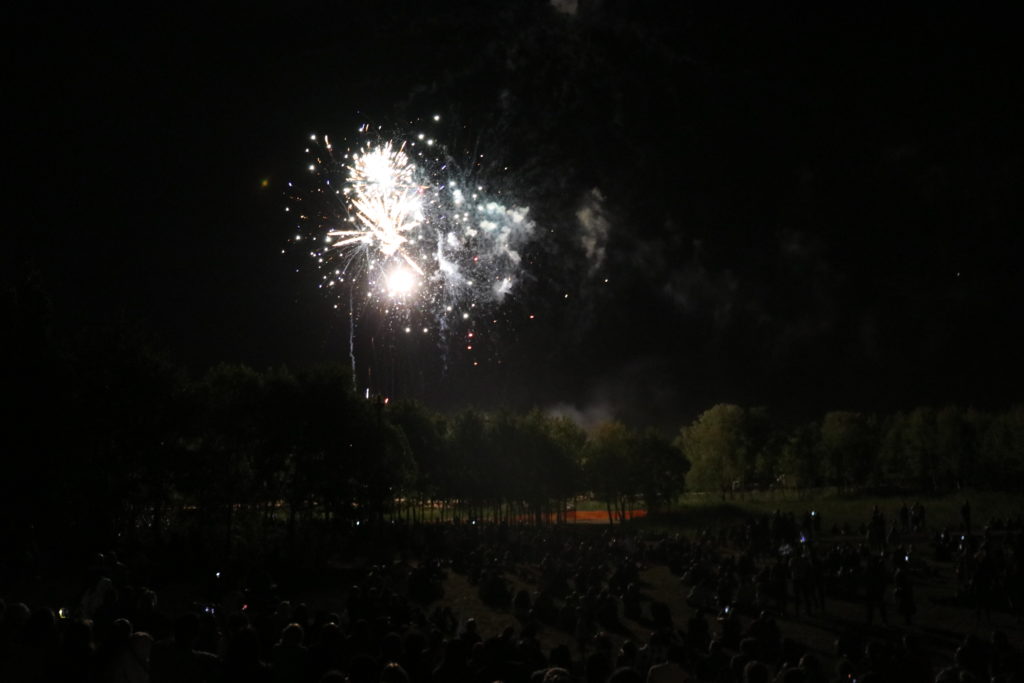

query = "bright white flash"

[{"left": 386, "top": 267, "right": 417, "bottom": 297}]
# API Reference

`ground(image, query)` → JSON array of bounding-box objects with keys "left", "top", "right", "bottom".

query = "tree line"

[
  {"left": 2, "top": 292, "right": 690, "bottom": 563},
  {"left": 679, "top": 403, "right": 1024, "bottom": 495},
  {"left": 4, "top": 280, "right": 1022, "bottom": 569}
]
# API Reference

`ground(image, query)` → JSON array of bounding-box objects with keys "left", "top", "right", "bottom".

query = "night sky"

[{"left": 8, "top": 3, "right": 1022, "bottom": 429}]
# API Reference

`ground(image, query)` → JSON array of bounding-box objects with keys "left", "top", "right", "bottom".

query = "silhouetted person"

[
  {"left": 151, "top": 613, "right": 221, "bottom": 683},
  {"left": 20, "top": 606, "right": 60, "bottom": 681},
  {"left": 893, "top": 568, "right": 916, "bottom": 625},
  {"left": 381, "top": 661, "right": 412, "bottom": 683},
  {"left": 911, "top": 501, "right": 925, "bottom": 533},
  {"left": 607, "top": 665, "right": 642, "bottom": 683},
  {"left": 271, "top": 623, "right": 309, "bottom": 683},
  {"left": 584, "top": 633, "right": 615, "bottom": 683},
  {"left": 309, "top": 622, "right": 345, "bottom": 681},
  {"left": 789, "top": 549, "right": 812, "bottom": 617},
  {"left": 686, "top": 609, "right": 709, "bottom": 654},
  {"left": 59, "top": 617, "right": 100, "bottom": 682},
  {"left": 863, "top": 557, "right": 888, "bottom": 625},
  {"left": 224, "top": 625, "right": 271, "bottom": 683},
  {"left": 743, "top": 660, "right": 770, "bottom": 683},
  {"left": 432, "top": 638, "right": 471, "bottom": 683},
  {"left": 101, "top": 618, "right": 152, "bottom": 683},
  {"left": 647, "top": 643, "right": 687, "bottom": 683}
]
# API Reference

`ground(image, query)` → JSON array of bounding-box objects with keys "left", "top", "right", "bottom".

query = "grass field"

[{"left": 572, "top": 488, "right": 1024, "bottom": 532}]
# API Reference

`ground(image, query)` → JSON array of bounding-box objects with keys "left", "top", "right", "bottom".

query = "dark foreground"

[{"left": 2, "top": 503, "right": 1022, "bottom": 682}]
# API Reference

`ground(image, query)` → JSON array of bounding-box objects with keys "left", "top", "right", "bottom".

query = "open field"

[
  {"left": 5, "top": 489, "right": 1022, "bottom": 680},
  {"left": 407, "top": 489, "right": 1024, "bottom": 677},
  {"left": 268, "top": 489, "right": 1023, "bottom": 678}
]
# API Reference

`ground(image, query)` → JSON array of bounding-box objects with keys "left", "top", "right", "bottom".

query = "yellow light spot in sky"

[{"left": 261, "top": 178, "right": 270, "bottom": 188}]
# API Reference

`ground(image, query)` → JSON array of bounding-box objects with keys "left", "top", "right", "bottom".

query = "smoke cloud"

[{"left": 577, "top": 188, "right": 610, "bottom": 275}]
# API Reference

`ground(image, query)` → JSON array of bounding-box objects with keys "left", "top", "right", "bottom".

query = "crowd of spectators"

[{"left": 1, "top": 503, "right": 1022, "bottom": 682}]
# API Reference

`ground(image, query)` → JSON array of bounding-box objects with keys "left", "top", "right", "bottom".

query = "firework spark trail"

[
  {"left": 327, "top": 141, "right": 426, "bottom": 274},
  {"left": 348, "top": 286, "right": 356, "bottom": 391}
]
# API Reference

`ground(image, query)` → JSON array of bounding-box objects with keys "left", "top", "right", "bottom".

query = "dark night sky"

[{"left": 7, "top": 2, "right": 1023, "bottom": 429}]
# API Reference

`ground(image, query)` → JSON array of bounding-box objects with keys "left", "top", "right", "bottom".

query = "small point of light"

[
  {"left": 433, "top": 114, "right": 440, "bottom": 121},
  {"left": 308, "top": 164, "right": 316, "bottom": 171},
  {"left": 260, "top": 178, "right": 269, "bottom": 188},
  {"left": 422, "top": 327, "right": 428, "bottom": 333},
  {"left": 529, "top": 314, "right": 535, "bottom": 319},
  {"left": 310, "top": 134, "right": 317, "bottom": 140},
  {"left": 405, "top": 327, "right": 411, "bottom": 333},
  {"left": 462, "top": 312, "right": 469, "bottom": 319},
  {"left": 564, "top": 293, "right": 569, "bottom": 299}
]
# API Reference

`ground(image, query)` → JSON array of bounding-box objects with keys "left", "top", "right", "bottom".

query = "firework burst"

[{"left": 286, "top": 119, "right": 537, "bottom": 385}]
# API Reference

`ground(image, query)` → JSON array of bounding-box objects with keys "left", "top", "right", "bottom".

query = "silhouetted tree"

[
  {"left": 584, "top": 420, "right": 636, "bottom": 524},
  {"left": 820, "top": 411, "right": 878, "bottom": 491},
  {"left": 632, "top": 429, "right": 688, "bottom": 514},
  {"left": 778, "top": 422, "right": 821, "bottom": 492},
  {"left": 675, "top": 404, "right": 748, "bottom": 494}
]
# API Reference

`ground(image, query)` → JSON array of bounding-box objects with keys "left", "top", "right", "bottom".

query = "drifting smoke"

[
  {"left": 577, "top": 188, "right": 610, "bottom": 275},
  {"left": 550, "top": 0, "right": 578, "bottom": 16},
  {"left": 546, "top": 401, "right": 615, "bottom": 433}
]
